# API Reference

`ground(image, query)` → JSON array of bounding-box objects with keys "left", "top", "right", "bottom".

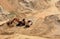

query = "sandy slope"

[
  {"left": 0, "top": 0, "right": 60, "bottom": 39},
  {"left": 0, "top": 34, "right": 48, "bottom": 39}
]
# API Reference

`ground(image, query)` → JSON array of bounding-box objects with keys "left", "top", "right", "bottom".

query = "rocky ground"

[{"left": 0, "top": 0, "right": 60, "bottom": 39}]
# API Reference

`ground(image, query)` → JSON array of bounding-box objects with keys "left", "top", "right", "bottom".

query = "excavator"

[{"left": 0, "top": 5, "right": 32, "bottom": 28}]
